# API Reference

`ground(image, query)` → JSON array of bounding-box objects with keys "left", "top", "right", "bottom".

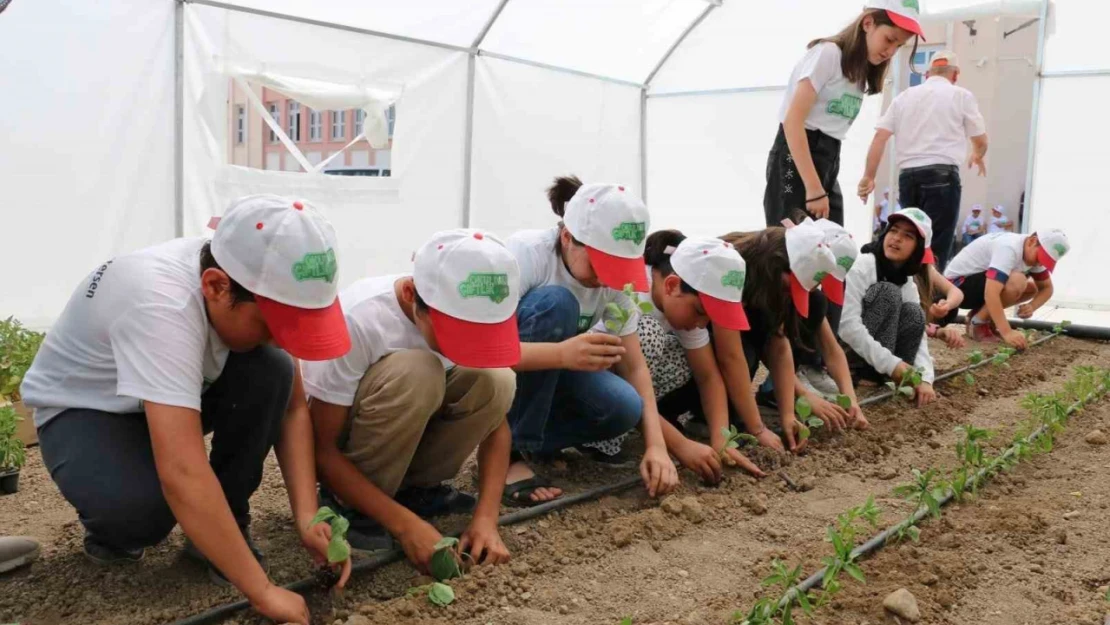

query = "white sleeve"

[
  {"left": 987, "top": 241, "right": 1022, "bottom": 279},
  {"left": 301, "top": 318, "right": 377, "bottom": 407},
  {"left": 837, "top": 256, "right": 902, "bottom": 377},
  {"left": 902, "top": 282, "right": 936, "bottom": 383},
  {"left": 676, "top": 328, "right": 711, "bottom": 350},
  {"left": 795, "top": 43, "right": 842, "bottom": 94},
  {"left": 962, "top": 90, "right": 987, "bottom": 138},
  {"left": 876, "top": 96, "right": 899, "bottom": 133},
  {"left": 110, "top": 303, "right": 206, "bottom": 411},
  {"left": 505, "top": 233, "right": 547, "bottom": 295}
]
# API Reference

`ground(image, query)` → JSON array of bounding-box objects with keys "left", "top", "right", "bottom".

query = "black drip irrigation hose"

[
  {"left": 168, "top": 476, "right": 642, "bottom": 625},
  {"left": 954, "top": 315, "right": 1110, "bottom": 341},
  {"left": 775, "top": 380, "right": 1109, "bottom": 611},
  {"left": 857, "top": 332, "right": 1057, "bottom": 408},
  {"left": 171, "top": 333, "right": 1063, "bottom": 625}
]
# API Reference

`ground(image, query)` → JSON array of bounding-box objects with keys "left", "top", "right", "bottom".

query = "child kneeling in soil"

[
  {"left": 839, "top": 208, "right": 941, "bottom": 407},
  {"left": 942, "top": 228, "right": 1070, "bottom": 349},
  {"left": 501, "top": 176, "right": 678, "bottom": 506},
  {"left": 21, "top": 195, "right": 352, "bottom": 625},
  {"left": 303, "top": 229, "right": 520, "bottom": 572}
]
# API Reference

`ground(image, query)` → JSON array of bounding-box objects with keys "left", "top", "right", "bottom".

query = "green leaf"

[
  {"left": 807, "top": 417, "right": 824, "bottom": 429},
  {"left": 310, "top": 506, "right": 339, "bottom": 526},
  {"left": 727, "top": 440, "right": 739, "bottom": 450},
  {"left": 969, "top": 350, "right": 984, "bottom": 364},
  {"left": 605, "top": 302, "right": 624, "bottom": 318},
  {"left": 905, "top": 525, "right": 920, "bottom": 543},
  {"left": 433, "top": 537, "right": 459, "bottom": 550},
  {"left": 796, "top": 587, "right": 813, "bottom": 614},
  {"left": 329, "top": 514, "right": 350, "bottom": 542},
  {"left": 327, "top": 536, "right": 350, "bottom": 563},
  {"left": 798, "top": 424, "right": 811, "bottom": 442},
  {"left": 795, "top": 396, "right": 812, "bottom": 419},
  {"left": 620, "top": 618, "right": 633, "bottom": 625},
  {"left": 430, "top": 545, "right": 462, "bottom": 581},
  {"left": 885, "top": 381, "right": 897, "bottom": 391},
  {"left": 965, "top": 373, "right": 975, "bottom": 386},
  {"left": 638, "top": 301, "right": 654, "bottom": 314},
  {"left": 835, "top": 394, "right": 851, "bottom": 409},
  {"left": 844, "top": 562, "right": 866, "bottom": 583},
  {"left": 898, "top": 386, "right": 915, "bottom": 398},
  {"left": 428, "top": 582, "right": 455, "bottom": 607},
  {"left": 604, "top": 320, "right": 621, "bottom": 332},
  {"left": 737, "top": 433, "right": 758, "bottom": 445},
  {"left": 761, "top": 573, "right": 783, "bottom": 587},
  {"left": 721, "top": 426, "right": 733, "bottom": 439},
  {"left": 622, "top": 284, "right": 634, "bottom": 296}
]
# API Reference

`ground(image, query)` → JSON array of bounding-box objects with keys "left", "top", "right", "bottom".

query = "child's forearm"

[
  {"left": 1027, "top": 282, "right": 1053, "bottom": 311},
  {"left": 766, "top": 336, "right": 797, "bottom": 422}
]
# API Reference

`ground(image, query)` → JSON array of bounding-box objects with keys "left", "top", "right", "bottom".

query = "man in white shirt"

[{"left": 858, "top": 50, "right": 989, "bottom": 271}]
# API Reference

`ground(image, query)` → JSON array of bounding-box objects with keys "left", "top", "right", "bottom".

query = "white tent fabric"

[{"left": 3, "top": 0, "right": 1109, "bottom": 326}]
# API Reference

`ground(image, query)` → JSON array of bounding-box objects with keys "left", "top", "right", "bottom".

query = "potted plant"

[
  {"left": 0, "top": 316, "right": 45, "bottom": 446},
  {"left": 0, "top": 404, "right": 26, "bottom": 494}
]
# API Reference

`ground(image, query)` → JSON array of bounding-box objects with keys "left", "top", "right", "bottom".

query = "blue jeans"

[{"left": 507, "top": 286, "right": 643, "bottom": 453}]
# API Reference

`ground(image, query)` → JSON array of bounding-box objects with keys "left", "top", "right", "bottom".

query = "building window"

[
  {"left": 267, "top": 103, "right": 280, "bottom": 143},
  {"left": 331, "top": 111, "right": 346, "bottom": 141},
  {"left": 309, "top": 109, "right": 322, "bottom": 141},
  {"left": 354, "top": 109, "right": 365, "bottom": 136},
  {"left": 387, "top": 105, "right": 396, "bottom": 138},
  {"left": 287, "top": 101, "right": 301, "bottom": 141},
  {"left": 235, "top": 105, "right": 246, "bottom": 144},
  {"left": 909, "top": 48, "right": 941, "bottom": 88}
]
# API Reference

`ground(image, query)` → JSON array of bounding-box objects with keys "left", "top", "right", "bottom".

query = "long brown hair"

[
  {"left": 809, "top": 9, "right": 919, "bottom": 95},
  {"left": 720, "top": 228, "right": 802, "bottom": 344}
]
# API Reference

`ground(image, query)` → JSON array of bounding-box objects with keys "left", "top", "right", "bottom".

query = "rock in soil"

[
  {"left": 883, "top": 588, "right": 921, "bottom": 622},
  {"left": 680, "top": 497, "right": 706, "bottom": 524},
  {"left": 920, "top": 572, "right": 939, "bottom": 586},
  {"left": 1063, "top": 511, "right": 1081, "bottom": 520},
  {"left": 1086, "top": 430, "right": 1108, "bottom": 445},
  {"left": 878, "top": 466, "right": 899, "bottom": 480},
  {"left": 660, "top": 496, "right": 684, "bottom": 516},
  {"left": 746, "top": 494, "right": 769, "bottom": 516},
  {"left": 344, "top": 616, "right": 371, "bottom": 625},
  {"left": 1055, "top": 529, "right": 1068, "bottom": 544},
  {"left": 611, "top": 525, "right": 635, "bottom": 548},
  {"left": 797, "top": 477, "right": 816, "bottom": 492}
]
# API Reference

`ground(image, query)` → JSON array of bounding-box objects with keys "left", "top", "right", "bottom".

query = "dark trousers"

[
  {"left": 898, "top": 164, "right": 962, "bottom": 272},
  {"left": 764, "top": 124, "right": 844, "bottom": 227},
  {"left": 38, "top": 345, "right": 294, "bottom": 550},
  {"left": 846, "top": 282, "right": 926, "bottom": 382}
]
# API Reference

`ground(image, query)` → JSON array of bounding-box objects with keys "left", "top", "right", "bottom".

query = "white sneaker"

[{"left": 797, "top": 365, "right": 839, "bottom": 398}]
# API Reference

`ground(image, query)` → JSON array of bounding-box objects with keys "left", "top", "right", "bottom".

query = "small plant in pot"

[{"left": 0, "top": 404, "right": 27, "bottom": 494}]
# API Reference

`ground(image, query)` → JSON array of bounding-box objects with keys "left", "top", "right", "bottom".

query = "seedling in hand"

[
  {"left": 309, "top": 506, "right": 351, "bottom": 589},
  {"left": 835, "top": 394, "right": 851, "bottom": 410},
  {"left": 718, "top": 425, "right": 757, "bottom": 459},
  {"left": 794, "top": 397, "right": 824, "bottom": 441},
  {"left": 603, "top": 284, "right": 653, "bottom": 334},
  {"left": 886, "top": 367, "right": 922, "bottom": 400}
]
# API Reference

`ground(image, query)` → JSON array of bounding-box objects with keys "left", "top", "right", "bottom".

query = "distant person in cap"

[
  {"left": 988, "top": 204, "right": 1013, "bottom": 233},
  {"left": 961, "top": 204, "right": 987, "bottom": 246},
  {"left": 858, "top": 50, "right": 989, "bottom": 272},
  {"left": 873, "top": 187, "right": 901, "bottom": 235},
  {"left": 500, "top": 176, "right": 679, "bottom": 506},
  {"left": 20, "top": 194, "right": 354, "bottom": 625},
  {"left": 304, "top": 229, "right": 520, "bottom": 572}
]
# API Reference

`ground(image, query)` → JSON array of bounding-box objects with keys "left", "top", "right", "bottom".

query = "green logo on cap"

[
  {"left": 292, "top": 249, "right": 337, "bottom": 283},
  {"left": 721, "top": 270, "right": 745, "bottom": 291},
  {"left": 457, "top": 272, "right": 511, "bottom": 304},
  {"left": 836, "top": 255, "right": 855, "bottom": 272},
  {"left": 1053, "top": 243, "right": 1068, "bottom": 257},
  {"left": 905, "top": 208, "right": 927, "bottom": 222},
  {"left": 827, "top": 94, "right": 863, "bottom": 121},
  {"left": 813, "top": 271, "right": 829, "bottom": 283},
  {"left": 903, "top": 0, "right": 920, "bottom": 11},
  {"left": 611, "top": 222, "right": 646, "bottom": 245}
]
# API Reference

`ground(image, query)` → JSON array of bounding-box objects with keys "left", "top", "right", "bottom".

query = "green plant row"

[{"left": 732, "top": 365, "right": 1110, "bottom": 625}]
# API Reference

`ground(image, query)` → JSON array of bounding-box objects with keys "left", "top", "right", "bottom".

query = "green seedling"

[
  {"left": 794, "top": 397, "right": 824, "bottom": 441},
  {"left": 948, "top": 466, "right": 970, "bottom": 503},
  {"left": 892, "top": 523, "right": 921, "bottom": 544},
  {"left": 835, "top": 394, "right": 851, "bottom": 409},
  {"left": 430, "top": 536, "right": 473, "bottom": 582},
  {"left": 718, "top": 425, "right": 758, "bottom": 458},
  {"left": 968, "top": 349, "right": 985, "bottom": 365},
  {"left": 894, "top": 468, "right": 945, "bottom": 519},
  {"left": 762, "top": 559, "right": 811, "bottom": 622},
  {"left": 885, "top": 367, "right": 922, "bottom": 400},
  {"left": 1052, "top": 320, "right": 1072, "bottom": 335},
  {"left": 734, "top": 598, "right": 775, "bottom": 625},
  {"left": 0, "top": 405, "right": 27, "bottom": 471},
  {"left": 309, "top": 506, "right": 351, "bottom": 589},
  {"left": 620, "top": 618, "right": 633, "bottom": 625},
  {"left": 407, "top": 581, "right": 456, "bottom": 607},
  {"left": 964, "top": 373, "right": 976, "bottom": 386},
  {"left": 603, "top": 284, "right": 654, "bottom": 334},
  {"left": 954, "top": 424, "right": 992, "bottom": 469},
  {"left": 819, "top": 498, "right": 880, "bottom": 591}
]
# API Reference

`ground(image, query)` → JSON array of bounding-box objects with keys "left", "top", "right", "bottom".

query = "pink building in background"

[{"left": 228, "top": 82, "right": 394, "bottom": 175}]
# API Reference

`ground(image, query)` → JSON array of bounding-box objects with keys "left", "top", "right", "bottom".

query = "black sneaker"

[
  {"left": 394, "top": 484, "right": 476, "bottom": 519},
  {"left": 319, "top": 486, "right": 396, "bottom": 555},
  {"left": 83, "top": 536, "right": 144, "bottom": 565},
  {"left": 574, "top": 444, "right": 639, "bottom": 469},
  {"left": 185, "top": 527, "right": 268, "bottom": 587},
  {"left": 755, "top": 389, "right": 778, "bottom": 411}
]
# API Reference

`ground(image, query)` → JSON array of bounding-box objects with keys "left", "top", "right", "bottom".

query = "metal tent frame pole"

[
  {"left": 1021, "top": 0, "right": 1050, "bottom": 234},
  {"left": 174, "top": 0, "right": 185, "bottom": 237}
]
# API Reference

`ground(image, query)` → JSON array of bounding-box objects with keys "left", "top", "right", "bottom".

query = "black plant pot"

[{"left": 0, "top": 469, "right": 19, "bottom": 495}]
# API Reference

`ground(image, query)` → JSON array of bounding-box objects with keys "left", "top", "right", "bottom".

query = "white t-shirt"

[
  {"left": 21, "top": 238, "right": 230, "bottom": 428},
  {"left": 838, "top": 254, "right": 934, "bottom": 383},
  {"left": 876, "top": 76, "right": 987, "bottom": 170},
  {"left": 506, "top": 228, "right": 639, "bottom": 336},
  {"left": 943, "top": 232, "right": 1050, "bottom": 284},
  {"left": 961, "top": 214, "right": 985, "bottom": 235},
  {"left": 778, "top": 42, "right": 866, "bottom": 141},
  {"left": 301, "top": 275, "right": 450, "bottom": 407},
  {"left": 988, "top": 216, "right": 1012, "bottom": 234},
  {"left": 643, "top": 267, "right": 710, "bottom": 350}
]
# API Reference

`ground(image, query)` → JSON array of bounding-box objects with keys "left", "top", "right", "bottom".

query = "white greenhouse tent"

[{"left": 1, "top": 0, "right": 1107, "bottom": 329}]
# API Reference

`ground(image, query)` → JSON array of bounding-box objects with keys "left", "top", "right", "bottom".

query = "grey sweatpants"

[{"left": 848, "top": 282, "right": 925, "bottom": 381}]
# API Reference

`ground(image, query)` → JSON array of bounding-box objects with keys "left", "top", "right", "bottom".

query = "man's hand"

[
  {"left": 640, "top": 444, "right": 679, "bottom": 498},
  {"left": 967, "top": 153, "right": 986, "bottom": 177},
  {"left": 300, "top": 520, "right": 351, "bottom": 589},
  {"left": 858, "top": 176, "right": 876, "bottom": 203},
  {"left": 915, "top": 382, "right": 937, "bottom": 407},
  {"left": 809, "top": 395, "right": 848, "bottom": 432},
  {"left": 250, "top": 583, "right": 310, "bottom": 625},
  {"left": 1017, "top": 304, "right": 1035, "bottom": 319},
  {"left": 1002, "top": 329, "right": 1028, "bottom": 350},
  {"left": 397, "top": 518, "right": 444, "bottom": 574},
  {"left": 673, "top": 438, "right": 723, "bottom": 485},
  {"left": 561, "top": 333, "right": 625, "bottom": 372},
  {"left": 460, "top": 518, "right": 510, "bottom": 566}
]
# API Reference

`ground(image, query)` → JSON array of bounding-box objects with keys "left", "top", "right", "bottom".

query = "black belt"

[{"left": 900, "top": 163, "right": 959, "bottom": 174}]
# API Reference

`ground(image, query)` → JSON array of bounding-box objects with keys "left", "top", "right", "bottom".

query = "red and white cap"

[
  {"left": 864, "top": 0, "right": 926, "bottom": 40},
  {"left": 785, "top": 221, "right": 838, "bottom": 319},
  {"left": 669, "top": 237, "right": 750, "bottom": 331},
  {"left": 1034, "top": 228, "right": 1070, "bottom": 272},
  {"left": 811, "top": 219, "right": 859, "bottom": 306},
  {"left": 413, "top": 229, "right": 521, "bottom": 368},
  {"left": 563, "top": 184, "right": 651, "bottom": 292},
  {"left": 888, "top": 207, "right": 935, "bottom": 264},
  {"left": 930, "top": 50, "right": 960, "bottom": 69},
  {"left": 210, "top": 194, "right": 350, "bottom": 361}
]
